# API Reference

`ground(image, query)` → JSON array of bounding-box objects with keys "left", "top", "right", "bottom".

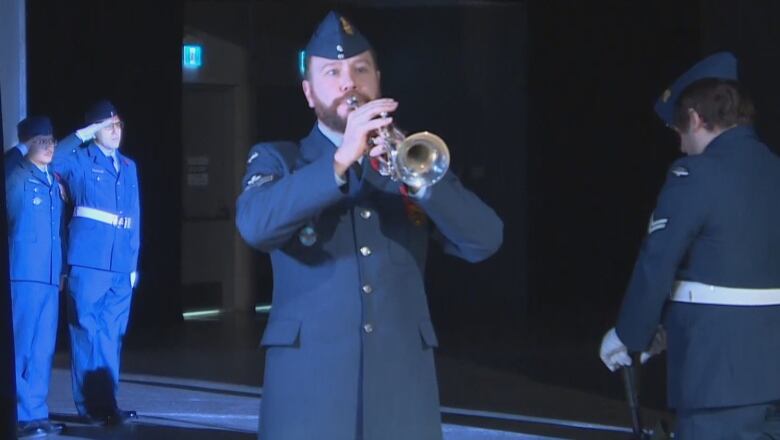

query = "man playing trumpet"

[{"left": 236, "top": 10, "right": 503, "bottom": 440}]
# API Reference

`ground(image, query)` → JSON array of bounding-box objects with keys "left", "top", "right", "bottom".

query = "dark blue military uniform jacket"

[
  {"left": 6, "top": 159, "right": 64, "bottom": 285},
  {"left": 616, "top": 126, "right": 780, "bottom": 409},
  {"left": 53, "top": 135, "right": 140, "bottom": 273},
  {"left": 236, "top": 125, "right": 503, "bottom": 440}
]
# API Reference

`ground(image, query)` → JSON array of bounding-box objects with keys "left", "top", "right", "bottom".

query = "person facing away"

[{"left": 600, "top": 52, "right": 780, "bottom": 439}]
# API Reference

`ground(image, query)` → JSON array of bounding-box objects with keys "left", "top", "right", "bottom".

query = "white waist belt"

[
  {"left": 73, "top": 206, "right": 133, "bottom": 229},
  {"left": 671, "top": 281, "right": 780, "bottom": 306}
]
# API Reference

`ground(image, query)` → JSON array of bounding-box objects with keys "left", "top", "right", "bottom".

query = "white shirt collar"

[
  {"left": 317, "top": 121, "right": 344, "bottom": 148},
  {"left": 95, "top": 143, "right": 117, "bottom": 159},
  {"left": 317, "top": 121, "right": 363, "bottom": 165}
]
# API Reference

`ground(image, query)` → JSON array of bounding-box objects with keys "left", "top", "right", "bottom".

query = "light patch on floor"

[{"left": 47, "top": 368, "right": 566, "bottom": 439}]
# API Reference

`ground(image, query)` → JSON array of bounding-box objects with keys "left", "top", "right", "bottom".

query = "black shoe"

[
  {"left": 83, "top": 408, "right": 138, "bottom": 426},
  {"left": 17, "top": 419, "right": 63, "bottom": 438},
  {"left": 17, "top": 421, "right": 45, "bottom": 439},
  {"left": 104, "top": 409, "right": 137, "bottom": 426},
  {"left": 36, "top": 420, "right": 65, "bottom": 435}
]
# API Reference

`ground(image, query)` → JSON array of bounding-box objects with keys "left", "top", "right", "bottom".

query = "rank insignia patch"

[
  {"left": 648, "top": 214, "right": 669, "bottom": 234},
  {"left": 245, "top": 174, "right": 274, "bottom": 191}
]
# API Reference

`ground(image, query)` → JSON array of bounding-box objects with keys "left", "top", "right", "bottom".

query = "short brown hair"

[{"left": 673, "top": 78, "right": 755, "bottom": 131}]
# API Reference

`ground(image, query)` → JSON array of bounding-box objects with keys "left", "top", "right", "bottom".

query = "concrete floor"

[
  {"left": 44, "top": 368, "right": 563, "bottom": 439},
  {"left": 35, "top": 312, "right": 671, "bottom": 439}
]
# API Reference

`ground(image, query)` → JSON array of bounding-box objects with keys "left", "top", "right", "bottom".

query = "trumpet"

[{"left": 347, "top": 96, "right": 450, "bottom": 188}]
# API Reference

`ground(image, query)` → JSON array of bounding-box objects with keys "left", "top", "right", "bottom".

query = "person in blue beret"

[
  {"left": 600, "top": 52, "right": 780, "bottom": 438},
  {"left": 236, "top": 10, "right": 503, "bottom": 440},
  {"left": 5, "top": 116, "right": 54, "bottom": 176},
  {"left": 51, "top": 99, "right": 141, "bottom": 426},
  {"left": 5, "top": 116, "right": 66, "bottom": 438}
]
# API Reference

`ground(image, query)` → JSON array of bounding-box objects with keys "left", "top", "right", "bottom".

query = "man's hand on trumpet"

[{"left": 334, "top": 97, "right": 397, "bottom": 177}]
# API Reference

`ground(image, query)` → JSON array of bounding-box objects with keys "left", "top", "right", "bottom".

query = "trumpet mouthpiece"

[{"left": 346, "top": 96, "right": 359, "bottom": 109}]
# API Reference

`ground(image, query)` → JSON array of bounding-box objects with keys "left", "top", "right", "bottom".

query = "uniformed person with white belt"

[
  {"left": 600, "top": 52, "right": 780, "bottom": 439},
  {"left": 52, "top": 100, "right": 140, "bottom": 425},
  {"left": 6, "top": 116, "right": 66, "bottom": 438}
]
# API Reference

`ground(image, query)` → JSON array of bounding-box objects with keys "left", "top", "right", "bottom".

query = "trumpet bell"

[{"left": 395, "top": 131, "right": 450, "bottom": 188}]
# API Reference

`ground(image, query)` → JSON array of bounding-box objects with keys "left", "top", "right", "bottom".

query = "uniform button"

[
  {"left": 360, "top": 210, "right": 372, "bottom": 219},
  {"left": 363, "top": 323, "right": 374, "bottom": 334},
  {"left": 359, "top": 246, "right": 372, "bottom": 257},
  {"left": 362, "top": 284, "right": 373, "bottom": 294}
]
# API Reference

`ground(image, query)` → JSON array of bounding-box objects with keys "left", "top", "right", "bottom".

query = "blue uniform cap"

[
  {"left": 85, "top": 99, "right": 119, "bottom": 125},
  {"left": 655, "top": 52, "right": 738, "bottom": 126},
  {"left": 17, "top": 116, "right": 53, "bottom": 142},
  {"left": 303, "top": 11, "right": 372, "bottom": 68}
]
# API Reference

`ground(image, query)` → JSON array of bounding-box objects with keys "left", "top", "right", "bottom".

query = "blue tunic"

[
  {"left": 236, "top": 125, "right": 503, "bottom": 440},
  {"left": 6, "top": 159, "right": 63, "bottom": 284},
  {"left": 53, "top": 134, "right": 140, "bottom": 273},
  {"left": 616, "top": 126, "right": 780, "bottom": 409},
  {"left": 6, "top": 158, "right": 64, "bottom": 421}
]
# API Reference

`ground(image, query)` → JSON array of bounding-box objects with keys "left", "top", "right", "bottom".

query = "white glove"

[
  {"left": 599, "top": 327, "right": 632, "bottom": 372},
  {"left": 130, "top": 271, "right": 138, "bottom": 289},
  {"left": 75, "top": 117, "right": 117, "bottom": 142},
  {"left": 639, "top": 326, "right": 667, "bottom": 363}
]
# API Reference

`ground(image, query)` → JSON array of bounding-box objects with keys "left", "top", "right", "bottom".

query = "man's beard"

[{"left": 312, "top": 92, "right": 372, "bottom": 133}]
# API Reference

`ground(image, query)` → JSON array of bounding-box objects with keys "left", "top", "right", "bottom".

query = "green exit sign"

[{"left": 183, "top": 45, "right": 202, "bottom": 69}]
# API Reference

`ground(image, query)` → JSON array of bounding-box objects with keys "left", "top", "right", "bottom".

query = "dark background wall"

[
  {"left": 26, "top": 0, "right": 184, "bottom": 336},
  {"left": 20, "top": 0, "right": 780, "bottom": 415},
  {"left": 700, "top": 0, "right": 780, "bottom": 152},
  {"left": 526, "top": 0, "right": 700, "bottom": 342}
]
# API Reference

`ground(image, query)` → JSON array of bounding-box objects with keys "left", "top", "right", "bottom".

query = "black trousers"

[{"left": 676, "top": 401, "right": 780, "bottom": 440}]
